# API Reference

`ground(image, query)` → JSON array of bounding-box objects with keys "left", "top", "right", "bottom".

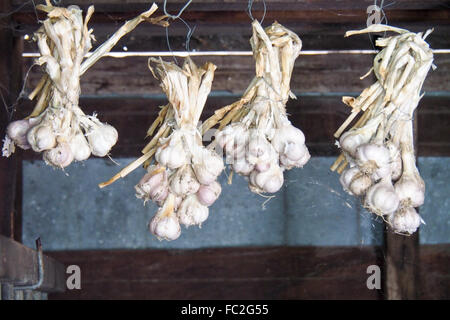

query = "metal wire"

[{"left": 247, "top": 0, "right": 267, "bottom": 25}]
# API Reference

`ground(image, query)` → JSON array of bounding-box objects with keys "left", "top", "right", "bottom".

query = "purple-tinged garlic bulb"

[
  {"left": 6, "top": 119, "right": 33, "bottom": 149},
  {"left": 43, "top": 142, "right": 74, "bottom": 168},
  {"left": 27, "top": 124, "right": 56, "bottom": 152},
  {"left": 196, "top": 181, "right": 222, "bottom": 207},
  {"left": 135, "top": 165, "right": 169, "bottom": 204}
]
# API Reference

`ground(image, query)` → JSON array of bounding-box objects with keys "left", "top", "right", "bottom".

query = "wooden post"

[
  {"left": 0, "top": 0, "right": 23, "bottom": 241},
  {"left": 384, "top": 117, "right": 420, "bottom": 300}
]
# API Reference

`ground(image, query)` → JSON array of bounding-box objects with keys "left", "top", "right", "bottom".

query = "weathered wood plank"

[
  {"left": 0, "top": 235, "right": 66, "bottom": 293},
  {"left": 45, "top": 245, "right": 449, "bottom": 299},
  {"left": 47, "top": 246, "right": 383, "bottom": 299},
  {"left": 21, "top": 54, "right": 450, "bottom": 95},
  {"left": 0, "top": 0, "right": 23, "bottom": 240}
]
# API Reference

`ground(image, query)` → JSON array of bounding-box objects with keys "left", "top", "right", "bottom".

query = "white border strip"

[{"left": 22, "top": 49, "right": 450, "bottom": 58}]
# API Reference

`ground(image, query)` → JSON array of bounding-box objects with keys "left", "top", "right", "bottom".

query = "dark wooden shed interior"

[{"left": 0, "top": 0, "right": 449, "bottom": 300}]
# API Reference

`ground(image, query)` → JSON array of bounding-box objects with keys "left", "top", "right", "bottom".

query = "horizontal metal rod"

[{"left": 21, "top": 49, "right": 450, "bottom": 58}]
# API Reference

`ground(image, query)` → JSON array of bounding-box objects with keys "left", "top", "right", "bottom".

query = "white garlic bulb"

[
  {"left": 27, "top": 124, "right": 56, "bottom": 152},
  {"left": 339, "top": 129, "right": 373, "bottom": 157},
  {"left": 6, "top": 119, "right": 32, "bottom": 149},
  {"left": 196, "top": 181, "right": 222, "bottom": 206},
  {"left": 69, "top": 132, "right": 91, "bottom": 161},
  {"left": 149, "top": 213, "right": 181, "bottom": 241},
  {"left": 394, "top": 175, "right": 425, "bottom": 207},
  {"left": 232, "top": 158, "right": 254, "bottom": 175},
  {"left": 271, "top": 123, "right": 305, "bottom": 155},
  {"left": 43, "top": 142, "right": 74, "bottom": 168},
  {"left": 340, "top": 166, "right": 372, "bottom": 196},
  {"left": 355, "top": 143, "right": 390, "bottom": 178},
  {"left": 192, "top": 148, "right": 224, "bottom": 185},
  {"left": 247, "top": 131, "right": 274, "bottom": 165},
  {"left": 87, "top": 123, "right": 118, "bottom": 157},
  {"left": 364, "top": 175, "right": 399, "bottom": 216},
  {"left": 280, "top": 146, "right": 310, "bottom": 169},
  {"left": 249, "top": 163, "right": 284, "bottom": 193},
  {"left": 389, "top": 207, "right": 424, "bottom": 234},
  {"left": 169, "top": 165, "right": 200, "bottom": 197},
  {"left": 340, "top": 166, "right": 361, "bottom": 195},
  {"left": 177, "top": 195, "right": 209, "bottom": 227},
  {"left": 149, "top": 195, "right": 181, "bottom": 241},
  {"left": 155, "top": 134, "right": 189, "bottom": 170}
]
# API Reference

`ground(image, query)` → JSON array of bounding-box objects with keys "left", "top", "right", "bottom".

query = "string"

[
  {"left": 163, "top": 0, "right": 195, "bottom": 65},
  {"left": 247, "top": 0, "right": 267, "bottom": 25}
]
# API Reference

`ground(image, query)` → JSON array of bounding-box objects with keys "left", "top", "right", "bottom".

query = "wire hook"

[{"left": 247, "top": 0, "right": 267, "bottom": 25}]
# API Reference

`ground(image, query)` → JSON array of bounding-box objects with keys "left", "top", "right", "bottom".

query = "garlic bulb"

[
  {"left": 149, "top": 213, "right": 181, "bottom": 241},
  {"left": 69, "top": 132, "right": 91, "bottom": 161},
  {"left": 6, "top": 119, "right": 32, "bottom": 149},
  {"left": 364, "top": 175, "right": 399, "bottom": 216},
  {"left": 192, "top": 148, "right": 224, "bottom": 185},
  {"left": 340, "top": 166, "right": 373, "bottom": 196},
  {"left": 271, "top": 124, "right": 305, "bottom": 155},
  {"left": 340, "top": 166, "right": 361, "bottom": 194},
  {"left": 280, "top": 146, "right": 310, "bottom": 169},
  {"left": 27, "top": 124, "right": 56, "bottom": 152},
  {"left": 155, "top": 134, "right": 189, "bottom": 170},
  {"left": 135, "top": 166, "right": 168, "bottom": 204},
  {"left": 149, "top": 194, "right": 181, "bottom": 241},
  {"left": 389, "top": 206, "right": 424, "bottom": 234},
  {"left": 232, "top": 158, "right": 254, "bottom": 175},
  {"left": 170, "top": 165, "right": 200, "bottom": 197},
  {"left": 43, "top": 142, "right": 74, "bottom": 168},
  {"left": 247, "top": 131, "right": 275, "bottom": 165},
  {"left": 196, "top": 181, "right": 222, "bottom": 206},
  {"left": 250, "top": 164, "right": 284, "bottom": 193},
  {"left": 177, "top": 195, "right": 209, "bottom": 227},
  {"left": 87, "top": 123, "right": 118, "bottom": 157}
]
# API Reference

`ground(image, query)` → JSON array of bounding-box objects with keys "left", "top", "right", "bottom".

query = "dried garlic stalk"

[
  {"left": 100, "top": 57, "right": 223, "bottom": 241},
  {"left": 201, "top": 20, "right": 309, "bottom": 194},
  {"left": 331, "top": 24, "right": 434, "bottom": 235},
  {"left": 3, "top": 1, "right": 160, "bottom": 168}
]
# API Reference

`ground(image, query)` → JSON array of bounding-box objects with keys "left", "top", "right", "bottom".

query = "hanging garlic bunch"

[
  {"left": 2, "top": 1, "right": 161, "bottom": 168},
  {"left": 100, "top": 57, "right": 223, "bottom": 241},
  {"left": 331, "top": 24, "right": 434, "bottom": 235},
  {"left": 201, "top": 20, "right": 309, "bottom": 194}
]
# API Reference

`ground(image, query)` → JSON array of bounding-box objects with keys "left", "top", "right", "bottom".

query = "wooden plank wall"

[{"left": 6, "top": 0, "right": 450, "bottom": 299}]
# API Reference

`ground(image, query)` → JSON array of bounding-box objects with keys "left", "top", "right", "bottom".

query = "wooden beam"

[
  {"left": 46, "top": 246, "right": 383, "bottom": 299},
  {"left": 0, "top": 0, "right": 23, "bottom": 240},
  {"left": 0, "top": 235, "right": 66, "bottom": 293}
]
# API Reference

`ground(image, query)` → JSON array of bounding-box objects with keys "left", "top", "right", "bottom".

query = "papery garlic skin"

[
  {"left": 340, "top": 166, "right": 372, "bottom": 196},
  {"left": 280, "top": 146, "right": 310, "bottom": 169},
  {"left": 177, "top": 195, "right": 209, "bottom": 227},
  {"left": 27, "top": 124, "right": 56, "bottom": 152},
  {"left": 340, "top": 166, "right": 361, "bottom": 195},
  {"left": 87, "top": 123, "right": 118, "bottom": 157},
  {"left": 70, "top": 132, "right": 91, "bottom": 161},
  {"left": 232, "top": 158, "right": 254, "bottom": 175},
  {"left": 196, "top": 181, "right": 222, "bottom": 206},
  {"left": 389, "top": 207, "right": 423, "bottom": 234},
  {"left": 43, "top": 142, "right": 74, "bottom": 168},
  {"left": 170, "top": 165, "right": 200, "bottom": 197},
  {"left": 6, "top": 119, "right": 32, "bottom": 149},
  {"left": 364, "top": 176, "right": 399, "bottom": 216},
  {"left": 247, "top": 131, "right": 275, "bottom": 165}
]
